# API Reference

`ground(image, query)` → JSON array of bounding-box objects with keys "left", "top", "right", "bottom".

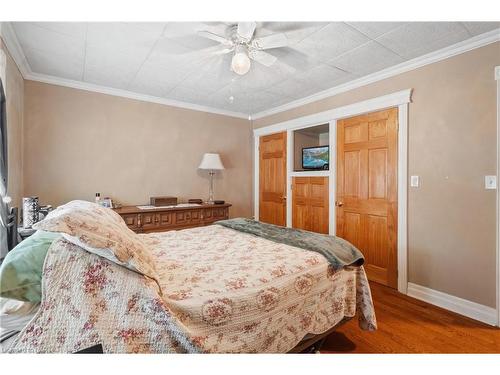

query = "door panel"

[
  {"left": 337, "top": 108, "right": 398, "bottom": 288},
  {"left": 344, "top": 151, "right": 361, "bottom": 197},
  {"left": 368, "top": 148, "right": 387, "bottom": 199},
  {"left": 343, "top": 211, "right": 362, "bottom": 249},
  {"left": 292, "top": 176, "right": 329, "bottom": 234},
  {"left": 259, "top": 132, "right": 287, "bottom": 226}
]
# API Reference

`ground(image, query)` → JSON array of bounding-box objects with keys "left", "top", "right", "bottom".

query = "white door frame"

[{"left": 254, "top": 89, "right": 412, "bottom": 294}]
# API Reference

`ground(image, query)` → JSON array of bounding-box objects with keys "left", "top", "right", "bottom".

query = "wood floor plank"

[{"left": 321, "top": 283, "right": 500, "bottom": 353}]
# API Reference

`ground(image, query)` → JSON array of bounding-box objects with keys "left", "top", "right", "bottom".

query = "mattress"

[{"left": 141, "top": 225, "right": 376, "bottom": 353}]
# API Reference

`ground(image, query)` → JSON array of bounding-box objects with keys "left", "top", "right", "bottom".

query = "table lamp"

[{"left": 198, "top": 153, "right": 225, "bottom": 204}]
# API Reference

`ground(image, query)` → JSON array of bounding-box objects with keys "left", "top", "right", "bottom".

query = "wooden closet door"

[
  {"left": 292, "top": 176, "right": 329, "bottom": 234},
  {"left": 259, "top": 132, "right": 287, "bottom": 226},
  {"left": 336, "top": 108, "right": 398, "bottom": 288},
  {"left": 292, "top": 177, "right": 310, "bottom": 230},
  {"left": 309, "top": 177, "right": 329, "bottom": 234}
]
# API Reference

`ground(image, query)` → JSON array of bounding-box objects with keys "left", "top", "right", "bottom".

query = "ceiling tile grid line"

[
  {"left": 81, "top": 24, "right": 88, "bottom": 81},
  {"left": 124, "top": 23, "right": 169, "bottom": 91},
  {"left": 3, "top": 22, "right": 499, "bottom": 119}
]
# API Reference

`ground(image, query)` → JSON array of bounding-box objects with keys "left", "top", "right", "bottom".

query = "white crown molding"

[
  {"left": 253, "top": 88, "right": 412, "bottom": 136},
  {"left": 25, "top": 71, "right": 249, "bottom": 119},
  {"left": 251, "top": 28, "right": 500, "bottom": 120},
  {"left": 0, "top": 22, "right": 31, "bottom": 77},
  {"left": 407, "top": 282, "right": 498, "bottom": 326}
]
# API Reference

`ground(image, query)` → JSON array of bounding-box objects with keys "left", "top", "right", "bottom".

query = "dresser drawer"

[
  {"left": 157, "top": 212, "right": 173, "bottom": 226},
  {"left": 203, "top": 207, "right": 229, "bottom": 223},
  {"left": 139, "top": 212, "right": 157, "bottom": 230},
  {"left": 175, "top": 210, "right": 202, "bottom": 226},
  {"left": 122, "top": 214, "right": 140, "bottom": 230}
]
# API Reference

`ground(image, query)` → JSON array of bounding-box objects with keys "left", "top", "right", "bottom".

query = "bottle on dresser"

[{"left": 95, "top": 192, "right": 101, "bottom": 205}]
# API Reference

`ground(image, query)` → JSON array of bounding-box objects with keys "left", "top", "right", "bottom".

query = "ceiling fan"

[{"left": 197, "top": 22, "right": 289, "bottom": 75}]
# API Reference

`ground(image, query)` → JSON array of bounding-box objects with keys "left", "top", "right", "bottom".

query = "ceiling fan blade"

[
  {"left": 249, "top": 50, "right": 277, "bottom": 67},
  {"left": 197, "top": 30, "right": 233, "bottom": 46},
  {"left": 252, "top": 33, "right": 288, "bottom": 50},
  {"left": 214, "top": 47, "right": 234, "bottom": 55},
  {"left": 237, "top": 22, "right": 257, "bottom": 41}
]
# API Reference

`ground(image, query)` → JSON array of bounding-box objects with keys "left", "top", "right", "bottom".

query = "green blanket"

[{"left": 215, "top": 218, "right": 364, "bottom": 270}]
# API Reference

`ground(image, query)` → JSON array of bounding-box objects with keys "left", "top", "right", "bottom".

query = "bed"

[{"left": 4, "top": 201, "right": 377, "bottom": 353}]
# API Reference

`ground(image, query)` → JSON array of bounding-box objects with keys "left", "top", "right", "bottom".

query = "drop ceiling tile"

[
  {"left": 124, "top": 22, "right": 167, "bottom": 35},
  {"left": 167, "top": 85, "right": 215, "bottom": 106},
  {"left": 162, "top": 22, "right": 229, "bottom": 50},
  {"left": 85, "top": 44, "right": 148, "bottom": 76},
  {"left": 461, "top": 22, "right": 500, "bottom": 36},
  {"left": 294, "top": 22, "right": 370, "bottom": 62},
  {"left": 145, "top": 38, "right": 208, "bottom": 71},
  {"left": 23, "top": 47, "right": 83, "bottom": 80},
  {"left": 266, "top": 77, "right": 322, "bottom": 100},
  {"left": 127, "top": 78, "right": 171, "bottom": 98},
  {"left": 209, "top": 86, "right": 291, "bottom": 114},
  {"left": 84, "top": 64, "right": 135, "bottom": 90},
  {"left": 12, "top": 23, "right": 85, "bottom": 60},
  {"left": 31, "top": 22, "right": 87, "bottom": 39},
  {"left": 329, "top": 41, "right": 404, "bottom": 76},
  {"left": 259, "top": 22, "right": 329, "bottom": 45},
  {"left": 176, "top": 54, "right": 234, "bottom": 94},
  {"left": 295, "top": 63, "right": 350, "bottom": 90},
  {"left": 130, "top": 62, "right": 187, "bottom": 97},
  {"left": 346, "top": 22, "right": 407, "bottom": 38},
  {"left": 267, "top": 47, "right": 318, "bottom": 72},
  {"left": 376, "top": 22, "right": 470, "bottom": 58},
  {"left": 86, "top": 22, "right": 163, "bottom": 55}
]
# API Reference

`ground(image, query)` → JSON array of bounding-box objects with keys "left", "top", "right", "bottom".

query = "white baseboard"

[{"left": 407, "top": 282, "right": 498, "bottom": 326}]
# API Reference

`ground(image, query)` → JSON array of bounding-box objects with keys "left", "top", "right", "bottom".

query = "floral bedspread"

[
  {"left": 143, "top": 225, "right": 377, "bottom": 353},
  {"left": 8, "top": 225, "right": 376, "bottom": 353},
  {"left": 7, "top": 238, "right": 199, "bottom": 353}
]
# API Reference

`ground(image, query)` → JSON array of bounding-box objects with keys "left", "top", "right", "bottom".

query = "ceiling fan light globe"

[{"left": 231, "top": 52, "right": 251, "bottom": 75}]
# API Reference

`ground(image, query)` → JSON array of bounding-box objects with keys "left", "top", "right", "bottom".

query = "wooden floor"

[{"left": 321, "top": 282, "right": 500, "bottom": 353}]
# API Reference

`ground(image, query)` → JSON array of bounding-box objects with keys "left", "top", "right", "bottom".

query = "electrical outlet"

[
  {"left": 485, "top": 175, "right": 497, "bottom": 190},
  {"left": 410, "top": 175, "right": 420, "bottom": 187}
]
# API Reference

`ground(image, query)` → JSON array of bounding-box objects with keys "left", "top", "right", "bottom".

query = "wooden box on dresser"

[{"left": 113, "top": 203, "right": 231, "bottom": 233}]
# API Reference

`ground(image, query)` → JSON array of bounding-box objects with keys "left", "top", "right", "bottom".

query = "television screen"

[{"left": 302, "top": 145, "right": 329, "bottom": 170}]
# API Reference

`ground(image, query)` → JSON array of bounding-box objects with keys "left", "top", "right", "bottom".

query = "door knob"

[
  {"left": 282, "top": 196, "right": 287, "bottom": 201},
  {"left": 335, "top": 201, "right": 344, "bottom": 207}
]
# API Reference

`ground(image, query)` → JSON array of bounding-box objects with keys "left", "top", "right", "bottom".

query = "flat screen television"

[{"left": 302, "top": 145, "right": 329, "bottom": 170}]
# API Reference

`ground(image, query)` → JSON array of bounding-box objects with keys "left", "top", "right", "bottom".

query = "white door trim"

[
  {"left": 495, "top": 65, "right": 500, "bottom": 326},
  {"left": 253, "top": 89, "right": 412, "bottom": 294},
  {"left": 397, "top": 103, "right": 409, "bottom": 294}
]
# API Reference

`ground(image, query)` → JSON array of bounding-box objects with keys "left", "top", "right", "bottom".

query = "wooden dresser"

[{"left": 113, "top": 203, "right": 231, "bottom": 233}]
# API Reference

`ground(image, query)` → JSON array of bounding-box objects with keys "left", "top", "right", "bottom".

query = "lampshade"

[{"left": 198, "top": 153, "right": 225, "bottom": 170}]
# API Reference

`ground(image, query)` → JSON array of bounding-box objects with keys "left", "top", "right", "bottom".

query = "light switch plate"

[
  {"left": 410, "top": 175, "right": 420, "bottom": 187},
  {"left": 485, "top": 175, "right": 497, "bottom": 189}
]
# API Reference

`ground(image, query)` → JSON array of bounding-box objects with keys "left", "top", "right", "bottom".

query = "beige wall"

[
  {"left": 0, "top": 38, "right": 24, "bottom": 210},
  {"left": 23, "top": 81, "right": 253, "bottom": 218},
  {"left": 254, "top": 42, "right": 500, "bottom": 308}
]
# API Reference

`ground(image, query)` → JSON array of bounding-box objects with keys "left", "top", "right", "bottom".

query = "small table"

[{"left": 17, "top": 227, "right": 36, "bottom": 241}]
